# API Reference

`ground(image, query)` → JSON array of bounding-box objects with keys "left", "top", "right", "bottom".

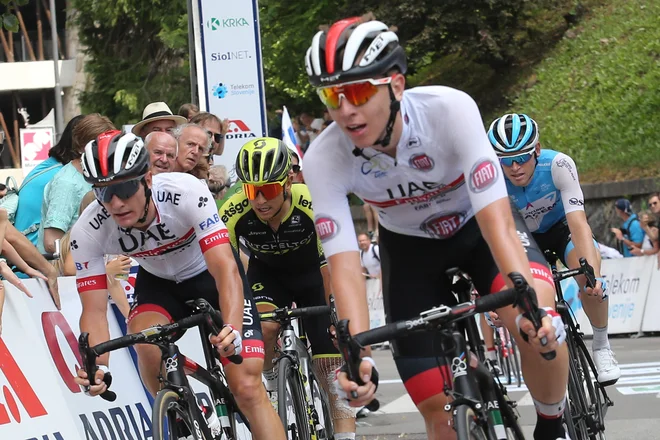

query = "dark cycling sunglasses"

[
  {"left": 208, "top": 131, "right": 223, "bottom": 144},
  {"left": 292, "top": 164, "right": 301, "bottom": 173},
  {"left": 93, "top": 178, "right": 143, "bottom": 203}
]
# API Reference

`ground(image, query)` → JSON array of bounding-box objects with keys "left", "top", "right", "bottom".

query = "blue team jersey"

[{"left": 506, "top": 149, "right": 585, "bottom": 234}]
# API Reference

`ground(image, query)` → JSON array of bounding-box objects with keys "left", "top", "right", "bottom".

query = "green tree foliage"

[
  {"left": 2, "top": 0, "right": 30, "bottom": 33},
  {"left": 71, "top": 0, "right": 190, "bottom": 125},
  {"left": 510, "top": 0, "right": 660, "bottom": 180}
]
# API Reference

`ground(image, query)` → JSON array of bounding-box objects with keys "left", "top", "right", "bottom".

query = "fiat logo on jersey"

[
  {"left": 225, "top": 120, "right": 257, "bottom": 140},
  {"left": 409, "top": 153, "right": 434, "bottom": 171},
  {"left": 421, "top": 212, "right": 465, "bottom": 238},
  {"left": 469, "top": 159, "right": 498, "bottom": 193},
  {"left": 315, "top": 215, "right": 340, "bottom": 242}
]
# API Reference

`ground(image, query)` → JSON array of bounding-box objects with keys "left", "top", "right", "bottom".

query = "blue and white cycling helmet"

[{"left": 487, "top": 113, "right": 539, "bottom": 156}]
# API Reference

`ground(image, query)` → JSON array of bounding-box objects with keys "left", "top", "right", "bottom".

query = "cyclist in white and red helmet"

[
  {"left": 303, "top": 15, "right": 571, "bottom": 440},
  {"left": 71, "top": 130, "right": 286, "bottom": 440}
]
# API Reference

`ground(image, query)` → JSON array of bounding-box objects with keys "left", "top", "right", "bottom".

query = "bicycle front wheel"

[
  {"left": 152, "top": 389, "right": 207, "bottom": 440},
  {"left": 454, "top": 406, "right": 488, "bottom": 440},
  {"left": 278, "top": 356, "right": 311, "bottom": 440},
  {"left": 308, "top": 365, "right": 334, "bottom": 440}
]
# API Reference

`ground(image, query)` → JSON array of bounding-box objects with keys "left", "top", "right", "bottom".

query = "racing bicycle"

[
  {"left": 79, "top": 298, "right": 250, "bottom": 440},
  {"left": 546, "top": 253, "right": 613, "bottom": 440},
  {"left": 260, "top": 305, "right": 334, "bottom": 440},
  {"left": 337, "top": 272, "right": 550, "bottom": 440}
]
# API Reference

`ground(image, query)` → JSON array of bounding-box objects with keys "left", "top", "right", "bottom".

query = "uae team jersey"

[
  {"left": 70, "top": 172, "right": 230, "bottom": 293},
  {"left": 505, "top": 149, "right": 585, "bottom": 234},
  {"left": 303, "top": 86, "right": 508, "bottom": 257}
]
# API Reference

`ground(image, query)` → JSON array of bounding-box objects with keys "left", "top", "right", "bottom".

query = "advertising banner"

[
  {"left": 20, "top": 127, "right": 55, "bottom": 176},
  {"left": 641, "top": 259, "right": 660, "bottom": 332},
  {"left": 560, "top": 256, "right": 654, "bottom": 335},
  {"left": 192, "top": 0, "right": 268, "bottom": 179}
]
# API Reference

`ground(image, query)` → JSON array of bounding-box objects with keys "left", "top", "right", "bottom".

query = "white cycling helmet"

[{"left": 488, "top": 113, "right": 539, "bottom": 156}]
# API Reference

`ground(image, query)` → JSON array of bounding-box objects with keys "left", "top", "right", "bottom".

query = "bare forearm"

[
  {"left": 329, "top": 253, "right": 371, "bottom": 340},
  {"left": 2, "top": 240, "right": 31, "bottom": 272},
  {"left": 5, "top": 225, "right": 53, "bottom": 274},
  {"left": 80, "top": 310, "right": 110, "bottom": 365},
  {"left": 216, "top": 266, "right": 245, "bottom": 331}
]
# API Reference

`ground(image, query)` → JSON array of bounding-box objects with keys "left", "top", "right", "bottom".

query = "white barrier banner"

[
  {"left": 641, "top": 258, "right": 660, "bottom": 332},
  {"left": 366, "top": 278, "right": 385, "bottom": 329},
  {"left": 0, "top": 278, "right": 153, "bottom": 440},
  {"left": 0, "top": 282, "right": 80, "bottom": 440},
  {"left": 560, "top": 256, "right": 654, "bottom": 335},
  {"left": 192, "top": 0, "right": 268, "bottom": 179}
]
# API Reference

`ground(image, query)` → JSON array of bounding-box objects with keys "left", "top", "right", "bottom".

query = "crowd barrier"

[
  {"left": 1, "top": 255, "right": 657, "bottom": 438},
  {"left": 364, "top": 256, "right": 660, "bottom": 336}
]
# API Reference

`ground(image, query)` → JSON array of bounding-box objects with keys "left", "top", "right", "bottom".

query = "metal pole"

[
  {"left": 187, "top": 0, "right": 198, "bottom": 106},
  {"left": 49, "top": 0, "right": 64, "bottom": 141}
]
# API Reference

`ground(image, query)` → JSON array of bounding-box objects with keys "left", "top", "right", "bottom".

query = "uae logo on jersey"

[
  {"left": 421, "top": 212, "right": 466, "bottom": 239},
  {"left": 409, "top": 153, "right": 435, "bottom": 172},
  {"left": 315, "top": 215, "right": 340, "bottom": 242},
  {"left": 469, "top": 159, "right": 498, "bottom": 193}
]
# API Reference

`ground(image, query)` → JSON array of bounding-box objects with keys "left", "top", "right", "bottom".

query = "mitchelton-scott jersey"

[
  {"left": 303, "top": 86, "right": 509, "bottom": 257},
  {"left": 71, "top": 172, "right": 230, "bottom": 293},
  {"left": 220, "top": 183, "right": 326, "bottom": 270},
  {"left": 505, "top": 149, "right": 585, "bottom": 234}
]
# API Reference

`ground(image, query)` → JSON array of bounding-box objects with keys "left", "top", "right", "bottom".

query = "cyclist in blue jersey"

[{"left": 488, "top": 113, "right": 620, "bottom": 385}]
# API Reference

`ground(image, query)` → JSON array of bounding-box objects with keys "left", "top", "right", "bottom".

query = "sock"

[
  {"left": 263, "top": 367, "right": 278, "bottom": 391},
  {"left": 334, "top": 433, "right": 356, "bottom": 440},
  {"left": 592, "top": 325, "right": 610, "bottom": 351},
  {"left": 486, "top": 347, "right": 497, "bottom": 362},
  {"left": 533, "top": 397, "right": 566, "bottom": 440}
]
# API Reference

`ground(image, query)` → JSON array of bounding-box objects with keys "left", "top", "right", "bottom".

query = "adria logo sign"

[
  {"left": 225, "top": 120, "right": 257, "bottom": 140},
  {"left": 0, "top": 338, "right": 49, "bottom": 424}
]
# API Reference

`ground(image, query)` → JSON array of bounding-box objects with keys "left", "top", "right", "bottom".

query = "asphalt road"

[{"left": 355, "top": 336, "right": 660, "bottom": 440}]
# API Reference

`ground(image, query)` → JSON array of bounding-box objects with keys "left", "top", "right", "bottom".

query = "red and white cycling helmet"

[
  {"left": 81, "top": 130, "right": 150, "bottom": 185},
  {"left": 305, "top": 16, "right": 408, "bottom": 87}
]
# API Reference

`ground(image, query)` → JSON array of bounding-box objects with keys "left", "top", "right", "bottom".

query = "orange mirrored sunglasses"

[
  {"left": 242, "top": 180, "right": 286, "bottom": 201},
  {"left": 317, "top": 76, "right": 394, "bottom": 110}
]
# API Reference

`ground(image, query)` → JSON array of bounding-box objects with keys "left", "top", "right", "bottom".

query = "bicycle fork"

[{"left": 445, "top": 330, "right": 508, "bottom": 440}]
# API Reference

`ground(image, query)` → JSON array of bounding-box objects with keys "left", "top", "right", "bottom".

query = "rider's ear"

[
  {"left": 390, "top": 72, "right": 406, "bottom": 101},
  {"left": 144, "top": 171, "right": 153, "bottom": 188}
]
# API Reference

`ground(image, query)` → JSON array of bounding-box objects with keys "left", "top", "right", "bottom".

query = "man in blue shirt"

[{"left": 611, "top": 198, "right": 645, "bottom": 257}]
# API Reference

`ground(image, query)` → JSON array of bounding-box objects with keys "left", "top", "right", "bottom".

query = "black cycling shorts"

[
  {"left": 248, "top": 257, "right": 338, "bottom": 358},
  {"left": 128, "top": 249, "right": 264, "bottom": 363},
  {"left": 533, "top": 218, "right": 598, "bottom": 267},
  {"left": 379, "top": 203, "right": 553, "bottom": 405}
]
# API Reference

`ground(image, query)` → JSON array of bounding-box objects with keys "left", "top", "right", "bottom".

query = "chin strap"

[
  {"left": 137, "top": 179, "right": 151, "bottom": 224},
  {"left": 373, "top": 84, "right": 401, "bottom": 148}
]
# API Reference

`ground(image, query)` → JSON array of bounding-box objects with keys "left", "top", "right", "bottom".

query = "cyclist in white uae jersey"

[
  {"left": 70, "top": 130, "right": 285, "bottom": 440},
  {"left": 488, "top": 113, "right": 620, "bottom": 385},
  {"left": 303, "top": 15, "right": 571, "bottom": 440}
]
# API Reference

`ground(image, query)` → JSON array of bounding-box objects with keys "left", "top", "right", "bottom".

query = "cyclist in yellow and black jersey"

[
  {"left": 221, "top": 182, "right": 326, "bottom": 270},
  {"left": 220, "top": 137, "right": 356, "bottom": 438}
]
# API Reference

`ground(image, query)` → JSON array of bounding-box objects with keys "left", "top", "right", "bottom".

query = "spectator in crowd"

[
  {"left": 178, "top": 103, "right": 200, "bottom": 121},
  {"left": 310, "top": 118, "right": 324, "bottom": 142},
  {"left": 290, "top": 151, "right": 304, "bottom": 183},
  {"left": 14, "top": 115, "right": 84, "bottom": 245},
  {"left": 172, "top": 123, "right": 211, "bottom": 180},
  {"left": 611, "top": 198, "right": 645, "bottom": 257},
  {"left": 0, "top": 184, "right": 7, "bottom": 199},
  {"left": 268, "top": 108, "right": 283, "bottom": 140},
  {"left": 131, "top": 102, "right": 186, "bottom": 138},
  {"left": 37, "top": 114, "right": 115, "bottom": 254},
  {"left": 208, "top": 165, "right": 231, "bottom": 207},
  {"left": 144, "top": 132, "right": 177, "bottom": 174},
  {"left": 322, "top": 108, "right": 332, "bottom": 122},
  {"left": 190, "top": 112, "right": 228, "bottom": 157},
  {"left": 364, "top": 202, "right": 379, "bottom": 241},
  {"left": 631, "top": 210, "right": 659, "bottom": 256},
  {"left": 648, "top": 192, "right": 660, "bottom": 216},
  {"left": 321, "top": 119, "right": 332, "bottom": 132},
  {"left": 358, "top": 233, "right": 381, "bottom": 278}
]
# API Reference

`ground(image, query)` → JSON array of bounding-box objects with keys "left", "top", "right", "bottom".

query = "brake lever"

[
  {"left": 510, "top": 273, "right": 556, "bottom": 361},
  {"left": 78, "top": 332, "right": 116, "bottom": 401},
  {"left": 335, "top": 319, "right": 362, "bottom": 399},
  {"left": 579, "top": 257, "right": 596, "bottom": 289}
]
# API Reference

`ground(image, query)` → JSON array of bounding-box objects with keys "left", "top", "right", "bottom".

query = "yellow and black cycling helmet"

[{"left": 235, "top": 137, "right": 292, "bottom": 184}]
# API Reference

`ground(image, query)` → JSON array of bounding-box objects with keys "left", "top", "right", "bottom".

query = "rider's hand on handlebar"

[
  {"left": 485, "top": 311, "right": 504, "bottom": 328},
  {"left": 335, "top": 358, "right": 378, "bottom": 407},
  {"left": 210, "top": 324, "right": 243, "bottom": 357},
  {"left": 75, "top": 367, "right": 108, "bottom": 396},
  {"left": 516, "top": 308, "right": 565, "bottom": 355},
  {"left": 582, "top": 279, "right": 606, "bottom": 302}
]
